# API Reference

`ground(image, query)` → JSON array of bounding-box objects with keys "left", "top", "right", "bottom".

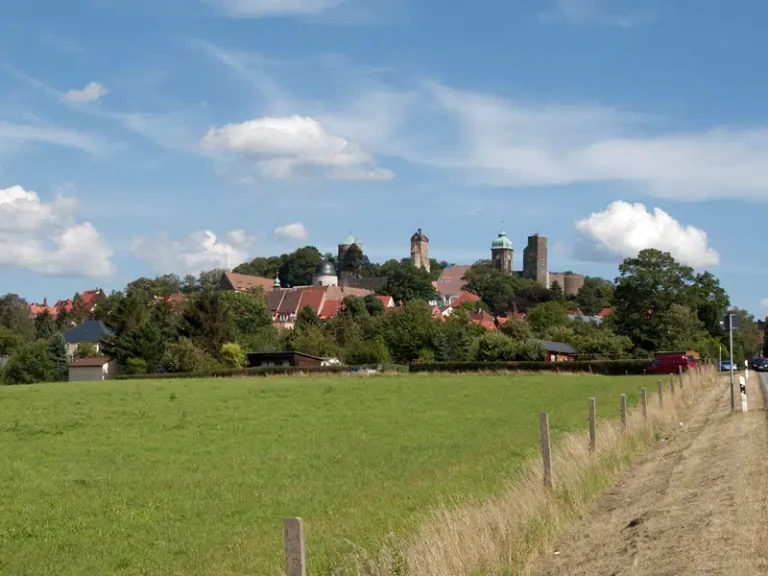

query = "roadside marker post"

[
  {"left": 589, "top": 398, "right": 597, "bottom": 452},
  {"left": 739, "top": 375, "right": 748, "bottom": 413}
]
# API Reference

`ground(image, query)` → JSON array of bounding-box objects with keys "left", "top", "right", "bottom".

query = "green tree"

[
  {"left": 0, "top": 326, "right": 22, "bottom": 356},
  {"left": 278, "top": 246, "right": 323, "bottom": 287},
  {"left": 48, "top": 333, "right": 68, "bottom": 381},
  {"left": 295, "top": 305, "right": 320, "bottom": 332},
  {"left": 2, "top": 340, "right": 57, "bottom": 385},
  {"left": 612, "top": 249, "right": 696, "bottom": 352},
  {"left": 162, "top": 338, "right": 219, "bottom": 373},
  {"left": 380, "top": 300, "right": 438, "bottom": 363},
  {"left": 0, "top": 293, "right": 34, "bottom": 340},
  {"left": 198, "top": 269, "right": 227, "bottom": 292},
  {"left": 379, "top": 262, "right": 437, "bottom": 303},
  {"left": 525, "top": 301, "right": 570, "bottom": 337},
  {"left": 548, "top": 280, "right": 565, "bottom": 302},
  {"left": 499, "top": 316, "right": 534, "bottom": 341},
  {"left": 688, "top": 271, "right": 730, "bottom": 337},
  {"left": 364, "top": 294, "right": 386, "bottom": 316},
  {"left": 473, "top": 331, "right": 517, "bottom": 362},
  {"left": 576, "top": 277, "right": 614, "bottom": 316},
  {"left": 34, "top": 310, "right": 56, "bottom": 340},
  {"left": 344, "top": 337, "right": 391, "bottom": 365},
  {"left": 74, "top": 342, "right": 100, "bottom": 360},
  {"left": 178, "top": 291, "right": 235, "bottom": 358},
  {"left": 221, "top": 291, "right": 273, "bottom": 337}
]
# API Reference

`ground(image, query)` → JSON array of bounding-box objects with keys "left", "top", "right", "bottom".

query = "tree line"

[{"left": 0, "top": 247, "right": 762, "bottom": 384}]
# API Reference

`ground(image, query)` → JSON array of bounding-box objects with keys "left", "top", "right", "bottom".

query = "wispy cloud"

[
  {"left": 65, "top": 82, "right": 109, "bottom": 104},
  {"left": 0, "top": 121, "right": 110, "bottom": 155},
  {"left": 541, "top": 0, "right": 652, "bottom": 28},
  {"left": 203, "top": 0, "right": 346, "bottom": 17}
]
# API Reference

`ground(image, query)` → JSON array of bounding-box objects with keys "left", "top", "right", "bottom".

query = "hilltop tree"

[
  {"left": 575, "top": 276, "right": 614, "bottom": 315},
  {"left": 233, "top": 256, "right": 283, "bottom": 279},
  {"left": 34, "top": 310, "right": 56, "bottom": 340},
  {"left": 379, "top": 262, "right": 437, "bottom": 303},
  {"left": 0, "top": 293, "right": 34, "bottom": 340},
  {"left": 278, "top": 246, "right": 323, "bottom": 287},
  {"left": 178, "top": 291, "right": 235, "bottom": 358}
]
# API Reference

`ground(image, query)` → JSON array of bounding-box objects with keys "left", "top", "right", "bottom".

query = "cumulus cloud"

[
  {"left": 575, "top": 201, "right": 720, "bottom": 268},
  {"left": 274, "top": 222, "right": 308, "bottom": 242},
  {"left": 65, "top": 82, "right": 108, "bottom": 104},
  {"left": 199, "top": 114, "right": 393, "bottom": 181},
  {"left": 761, "top": 299, "right": 768, "bottom": 308},
  {"left": 0, "top": 185, "right": 115, "bottom": 277},
  {"left": 132, "top": 229, "right": 256, "bottom": 275},
  {"left": 204, "top": 0, "right": 344, "bottom": 17}
]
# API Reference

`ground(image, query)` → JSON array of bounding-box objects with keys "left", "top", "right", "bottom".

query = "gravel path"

[{"left": 529, "top": 372, "right": 768, "bottom": 576}]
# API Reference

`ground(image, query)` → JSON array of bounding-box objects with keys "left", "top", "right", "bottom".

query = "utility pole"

[{"left": 729, "top": 313, "right": 735, "bottom": 411}]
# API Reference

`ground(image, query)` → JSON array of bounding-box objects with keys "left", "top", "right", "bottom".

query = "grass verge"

[{"left": 351, "top": 367, "right": 717, "bottom": 576}]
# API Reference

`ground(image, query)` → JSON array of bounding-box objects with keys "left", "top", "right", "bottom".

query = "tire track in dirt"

[{"left": 529, "top": 372, "right": 768, "bottom": 576}]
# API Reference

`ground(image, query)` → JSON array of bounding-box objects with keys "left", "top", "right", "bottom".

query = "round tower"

[
  {"left": 313, "top": 259, "right": 338, "bottom": 287},
  {"left": 491, "top": 229, "right": 513, "bottom": 275}
]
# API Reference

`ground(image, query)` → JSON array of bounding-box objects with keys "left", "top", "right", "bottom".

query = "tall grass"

[{"left": 350, "top": 367, "right": 717, "bottom": 576}]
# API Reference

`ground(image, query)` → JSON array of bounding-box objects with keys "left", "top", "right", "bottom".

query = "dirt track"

[{"left": 529, "top": 371, "right": 768, "bottom": 576}]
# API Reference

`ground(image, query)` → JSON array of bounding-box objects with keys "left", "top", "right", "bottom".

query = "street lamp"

[{"left": 721, "top": 312, "right": 741, "bottom": 411}]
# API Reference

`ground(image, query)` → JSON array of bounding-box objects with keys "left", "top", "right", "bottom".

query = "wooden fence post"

[
  {"left": 589, "top": 397, "right": 596, "bottom": 452},
  {"left": 658, "top": 379, "right": 664, "bottom": 408},
  {"left": 540, "top": 413, "right": 553, "bottom": 489},
  {"left": 669, "top": 373, "right": 675, "bottom": 395},
  {"left": 641, "top": 387, "right": 647, "bottom": 419},
  {"left": 284, "top": 517, "right": 307, "bottom": 576},
  {"left": 678, "top": 366, "right": 684, "bottom": 389},
  {"left": 620, "top": 394, "right": 627, "bottom": 432}
]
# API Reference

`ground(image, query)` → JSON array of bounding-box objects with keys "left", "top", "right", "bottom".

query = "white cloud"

[
  {"left": 132, "top": 229, "right": 256, "bottom": 275},
  {"left": 204, "top": 0, "right": 344, "bottom": 17},
  {"left": 200, "top": 114, "right": 393, "bottom": 180},
  {"left": 575, "top": 201, "right": 720, "bottom": 268},
  {"left": 0, "top": 185, "right": 115, "bottom": 277},
  {"left": 274, "top": 222, "right": 308, "bottom": 242},
  {"left": 761, "top": 298, "right": 768, "bottom": 308},
  {"left": 65, "top": 82, "right": 109, "bottom": 104}
]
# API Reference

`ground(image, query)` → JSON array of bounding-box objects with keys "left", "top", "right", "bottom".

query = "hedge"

[
  {"left": 408, "top": 359, "right": 651, "bottom": 375},
  {"left": 115, "top": 363, "right": 408, "bottom": 381}
]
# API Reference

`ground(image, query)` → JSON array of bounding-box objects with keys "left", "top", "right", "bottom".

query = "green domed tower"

[{"left": 491, "top": 228, "right": 513, "bottom": 275}]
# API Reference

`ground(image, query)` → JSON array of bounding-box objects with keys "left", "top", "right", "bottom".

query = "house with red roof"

[
  {"left": 430, "top": 264, "right": 473, "bottom": 307},
  {"left": 268, "top": 285, "right": 373, "bottom": 329}
]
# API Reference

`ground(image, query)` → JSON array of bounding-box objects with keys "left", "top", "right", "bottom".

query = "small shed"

[
  {"left": 541, "top": 340, "right": 578, "bottom": 362},
  {"left": 246, "top": 351, "right": 324, "bottom": 368},
  {"left": 68, "top": 357, "right": 117, "bottom": 382}
]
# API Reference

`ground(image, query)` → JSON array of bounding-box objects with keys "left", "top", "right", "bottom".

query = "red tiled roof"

[
  {"left": 468, "top": 310, "right": 497, "bottom": 331},
  {"left": 298, "top": 286, "right": 326, "bottom": 315},
  {"left": 319, "top": 300, "right": 342, "bottom": 319},
  {"left": 449, "top": 291, "right": 481, "bottom": 308},
  {"left": 68, "top": 356, "right": 113, "bottom": 367},
  {"left": 376, "top": 295, "right": 395, "bottom": 307},
  {"left": 222, "top": 271, "right": 274, "bottom": 292},
  {"left": 54, "top": 289, "right": 105, "bottom": 315},
  {"left": 434, "top": 265, "right": 473, "bottom": 297},
  {"left": 28, "top": 301, "right": 58, "bottom": 318},
  {"left": 598, "top": 307, "right": 613, "bottom": 318}
]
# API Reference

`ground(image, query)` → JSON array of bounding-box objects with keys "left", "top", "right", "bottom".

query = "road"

[{"left": 529, "top": 371, "right": 768, "bottom": 576}]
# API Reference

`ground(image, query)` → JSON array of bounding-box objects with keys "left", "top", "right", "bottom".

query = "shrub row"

[
  {"left": 408, "top": 359, "right": 650, "bottom": 375},
  {"left": 116, "top": 359, "right": 650, "bottom": 380},
  {"left": 115, "top": 363, "right": 408, "bottom": 381}
]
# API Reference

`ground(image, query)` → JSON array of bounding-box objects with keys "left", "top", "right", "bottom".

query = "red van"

[{"left": 643, "top": 354, "right": 697, "bottom": 375}]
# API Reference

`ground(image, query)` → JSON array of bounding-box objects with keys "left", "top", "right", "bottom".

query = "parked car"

[
  {"left": 719, "top": 360, "right": 736, "bottom": 372},
  {"left": 751, "top": 357, "right": 768, "bottom": 372},
  {"left": 644, "top": 354, "right": 697, "bottom": 375}
]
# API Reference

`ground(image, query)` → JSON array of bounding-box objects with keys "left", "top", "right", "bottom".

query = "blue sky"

[{"left": 1, "top": 0, "right": 767, "bottom": 315}]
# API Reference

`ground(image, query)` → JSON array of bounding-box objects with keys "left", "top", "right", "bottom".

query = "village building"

[
  {"left": 63, "top": 320, "right": 113, "bottom": 358},
  {"left": 68, "top": 357, "right": 117, "bottom": 382}
]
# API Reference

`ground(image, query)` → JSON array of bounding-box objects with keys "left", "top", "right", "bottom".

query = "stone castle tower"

[
  {"left": 491, "top": 229, "right": 513, "bottom": 275},
  {"left": 522, "top": 234, "right": 548, "bottom": 287},
  {"left": 410, "top": 228, "right": 430, "bottom": 273},
  {"left": 337, "top": 232, "right": 363, "bottom": 275}
]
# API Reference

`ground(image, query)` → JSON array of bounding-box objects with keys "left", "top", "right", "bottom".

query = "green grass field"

[{"left": 0, "top": 372, "right": 654, "bottom": 575}]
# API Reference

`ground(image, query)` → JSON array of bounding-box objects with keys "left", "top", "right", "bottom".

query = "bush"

[
  {"left": 220, "top": 342, "right": 246, "bottom": 369},
  {"left": 408, "top": 359, "right": 650, "bottom": 375},
  {"left": 344, "top": 337, "right": 391, "bottom": 366},
  {"left": 162, "top": 337, "right": 219, "bottom": 373},
  {"left": 125, "top": 358, "right": 147, "bottom": 375},
  {"left": 116, "top": 363, "right": 409, "bottom": 380}
]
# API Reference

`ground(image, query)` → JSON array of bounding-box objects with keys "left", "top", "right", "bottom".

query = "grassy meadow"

[{"left": 0, "top": 372, "right": 655, "bottom": 575}]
